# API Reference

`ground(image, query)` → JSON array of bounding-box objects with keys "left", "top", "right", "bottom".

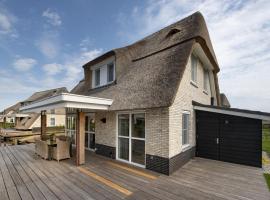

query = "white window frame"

[
  {"left": 65, "top": 115, "right": 77, "bottom": 146},
  {"left": 50, "top": 117, "right": 55, "bottom": 126},
  {"left": 182, "top": 111, "right": 190, "bottom": 148},
  {"left": 116, "top": 111, "right": 146, "bottom": 168},
  {"left": 94, "top": 68, "right": 101, "bottom": 87},
  {"left": 191, "top": 54, "right": 198, "bottom": 84},
  {"left": 107, "top": 62, "right": 115, "bottom": 83},
  {"left": 85, "top": 113, "right": 95, "bottom": 151},
  {"left": 203, "top": 68, "right": 209, "bottom": 93}
]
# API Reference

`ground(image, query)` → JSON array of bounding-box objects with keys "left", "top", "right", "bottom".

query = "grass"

[
  {"left": 263, "top": 173, "right": 270, "bottom": 191},
  {"left": 263, "top": 127, "right": 270, "bottom": 154},
  {"left": 0, "top": 122, "right": 14, "bottom": 129}
]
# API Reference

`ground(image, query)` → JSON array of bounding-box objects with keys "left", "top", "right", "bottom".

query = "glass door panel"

[
  {"left": 131, "top": 139, "right": 145, "bottom": 165},
  {"left": 132, "top": 113, "right": 145, "bottom": 138},
  {"left": 118, "top": 114, "right": 129, "bottom": 136},
  {"left": 89, "top": 133, "right": 95, "bottom": 149},
  {"left": 118, "top": 137, "right": 129, "bottom": 161},
  {"left": 85, "top": 115, "right": 95, "bottom": 150}
]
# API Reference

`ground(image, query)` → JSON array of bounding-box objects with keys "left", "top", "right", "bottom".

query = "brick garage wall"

[
  {"left": 95, "top": 111, "right": 116, "bottom": 158},
  {"left": 169, "top": 48, "right": 218, "bottom": 158}
]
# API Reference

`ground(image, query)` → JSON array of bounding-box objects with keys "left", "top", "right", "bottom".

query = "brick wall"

[
  {"left": 169, "top": 50, "right": 217, "bottom": 158},
  {"left": 95, "top": 111, "right": 116, "bottom": 147},
  {"left": 145, "top": 107, "right": 169, "bottom": 158}
]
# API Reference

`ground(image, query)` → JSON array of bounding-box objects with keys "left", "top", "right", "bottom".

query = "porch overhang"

[
  {"left": 19, "top": 93, "right": 113, "bottom": 113},
  {"left": 193, "top": 101, "right": 270, "bottom": 121},
  {"left": 6, "top": 113, "right": 29, "bottom": 118}
]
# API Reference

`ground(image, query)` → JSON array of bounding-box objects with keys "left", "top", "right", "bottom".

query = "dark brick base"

[
  {"left": 169, "top": 147, "right": 195, "bottom": 174},
  {"left": 95, "top": 144, "right": 116, "bottom": 159},
  {"left": 146, "top": 147, "right": 195, "bottom": 175},
  {"left": 146, "top": 154, "right": 169, "bottom": 175}
]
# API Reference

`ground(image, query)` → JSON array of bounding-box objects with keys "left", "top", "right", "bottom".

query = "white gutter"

[{"left": 20, "top": 93, "right": 113, "bottom": 113}]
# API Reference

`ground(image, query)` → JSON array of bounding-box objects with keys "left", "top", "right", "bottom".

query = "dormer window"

[
  {"left": 107, "top": 62, "right": 114, "bottom": 83},
  {"left": 95, "top": 68, "right": 100, "bottom": 87},
  {"left": 92, "top": 58, "right": 115, "bottom": 88}
]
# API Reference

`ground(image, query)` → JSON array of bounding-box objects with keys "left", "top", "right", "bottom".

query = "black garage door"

[{"left": 196, "top": 110, "right": 262, "bottom": 167}]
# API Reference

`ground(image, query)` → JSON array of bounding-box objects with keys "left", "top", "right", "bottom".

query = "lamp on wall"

[{"left": 100, "top": 118, "right": 106, "bottom": 123}]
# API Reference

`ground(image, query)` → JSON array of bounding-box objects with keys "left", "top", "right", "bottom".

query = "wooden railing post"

[{"left": 40, "top": 110, "right": 47, "bottom": 140}]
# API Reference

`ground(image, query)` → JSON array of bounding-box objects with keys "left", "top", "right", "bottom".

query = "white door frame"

[{"left": 116, "top": 111, "right": 146, "bottom": 168}]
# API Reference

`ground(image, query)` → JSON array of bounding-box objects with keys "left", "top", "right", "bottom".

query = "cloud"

[
  {"left": 0, "top": 7, "right": 17, "bottom": 36},
  {"left": 118, "top": 0, "right": 270, "bottom": 112},
  {"left": 13, "top": 58, "right": 37, "bottom": 71},
  {"left": 42, "top": 9, "right": 62, "bottom": 26},
  {"left": 42, "top": 63, "right": 63, "bottom": 75},
  {"left": 36, "top": 32, "right": 59, "bottom": 59}
]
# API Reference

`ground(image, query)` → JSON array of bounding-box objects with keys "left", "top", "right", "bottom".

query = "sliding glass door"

[
  {"left": 117, "top": 113, "right": 145, "bottom": 167},
  {"left": 66, "top": 115, "right": 76, "bottom": 145},
  {"left": 85, "top": 115, "right": 95, "bottom": 150}
]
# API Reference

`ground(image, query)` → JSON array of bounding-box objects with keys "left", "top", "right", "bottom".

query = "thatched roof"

[
  {"left": 23, "top": 87, "right": 68, "bottom": 105},
  {"left": 72, "top": 12, "right": 220, "bottom": 111},
  {"left": 220, "top": 93, "right": 231, "bottom": 108},
  {"left": 2, "top": 87, "right": 68, "bottom": 114}
]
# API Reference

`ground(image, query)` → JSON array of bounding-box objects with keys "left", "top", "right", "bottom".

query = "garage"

[{"left": 194, "top": 103, "right": 270, "bottom": 168}]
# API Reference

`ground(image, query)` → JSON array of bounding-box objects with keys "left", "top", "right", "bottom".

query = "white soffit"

[
  {"left": 6, "top": 113, "right": 29, "bottom": 117},
  {"left": 20, "top": 93, "right": 113, "bottom": 113},
  {"left": 194, "top": 105, "right": 270, "bottom": 121}
]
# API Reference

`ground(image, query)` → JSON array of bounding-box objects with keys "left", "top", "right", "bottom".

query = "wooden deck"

[{"left": 0, "top": 144, "right": 268, "bottom": 200}]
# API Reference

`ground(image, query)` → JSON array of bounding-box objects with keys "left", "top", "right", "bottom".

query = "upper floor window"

[
  {"left": 191, "top": 54, "right": 197, "bottom": 83},
  {"left": 50, "top": 109, "right": 55, "bottom": 114},
  {"left": 92, "top": 61, "right": 115, "bottom": 88},
  {"left": 203, "top": 69, "right": 209, "bottom": 92},
  {"left": 95, "top": 68, "right": 100, "bottom": 87},
  {"left": 107, "top": 62, "right": 114, "bottom": 83}
]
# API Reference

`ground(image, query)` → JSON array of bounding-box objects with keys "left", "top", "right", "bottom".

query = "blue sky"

[{"left": 0, "top": 0, "right": 270, "bottom": 112}]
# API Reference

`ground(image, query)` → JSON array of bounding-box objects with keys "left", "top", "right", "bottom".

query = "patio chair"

[
  {"left": 35, "top": 140, "right": 49, "bottom": 159},
  {"left": 52, "top": 137, "right": 71, "bottom": 162}
]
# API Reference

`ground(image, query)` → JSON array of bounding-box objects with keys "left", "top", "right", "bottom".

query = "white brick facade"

[
  {"left": 169, "top": 50, "right": 217, "bottom": 158},
  {"left": 94, "top": 45, "right": 219, "bottom": 160},
  {"left": 95, "top": 111, "right": 116, "bottom": 147}
]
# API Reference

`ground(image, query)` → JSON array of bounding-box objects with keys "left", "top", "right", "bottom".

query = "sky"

[{"left": 0, "top": 0, "right": 269, "bottom": 112}]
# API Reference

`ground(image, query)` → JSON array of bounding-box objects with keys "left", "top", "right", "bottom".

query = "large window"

[
  {"left": 95, "top": 68, "right": 100, "bottom": 86},
  {"left": 203, "top": 69, "right": 209, "bottom": 92},
  {"left": 182, "top": 112, "right": 190, "bottom": 145},
  {"left": 191, "top": 54, "right": 197, "bottom": 83},
  {"left": 117, "top": 113, "right": 145, "bottom": 166}
]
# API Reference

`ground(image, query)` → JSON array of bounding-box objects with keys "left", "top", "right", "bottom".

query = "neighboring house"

[
  {"left": 20, "top": 12, "right": 270, "bottom": 175},
  {"left": 2, "top": 87, "right": 67, "bottom": 130}
]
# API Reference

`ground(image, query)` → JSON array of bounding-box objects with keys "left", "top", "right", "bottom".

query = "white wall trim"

[
  {"left": 194, "top": 105, "right": 270, "bottom": 121},
  {"left": 20, "top": 93, "right": 113, "bottom": 113}
]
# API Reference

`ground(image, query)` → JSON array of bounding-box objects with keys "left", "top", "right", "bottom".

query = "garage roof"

[{"left": 193, "top": 101, "right": 270, "bottom": 121}]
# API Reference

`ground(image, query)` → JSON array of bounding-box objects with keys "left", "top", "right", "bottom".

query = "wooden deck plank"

[
  {"left": 5, "top": 147, "right": 46, "bottom": 200},
  {"left": 0, "top": 148, "right": 21, "bottom": 200},
  {"left": 0, "top": 144, "right": 268, "bottom": 200},
  {"left": 14, "top": 145, "right": 96, "bottom": 200},
  {"left": 8, "top": 146, "right": 59, "bottom": 200},
  {"left": 1, "top": 147, "right": 34, "bottom": 200},
  {"left": 23, "top": 144, "right": 126, "bottom": 200}
]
